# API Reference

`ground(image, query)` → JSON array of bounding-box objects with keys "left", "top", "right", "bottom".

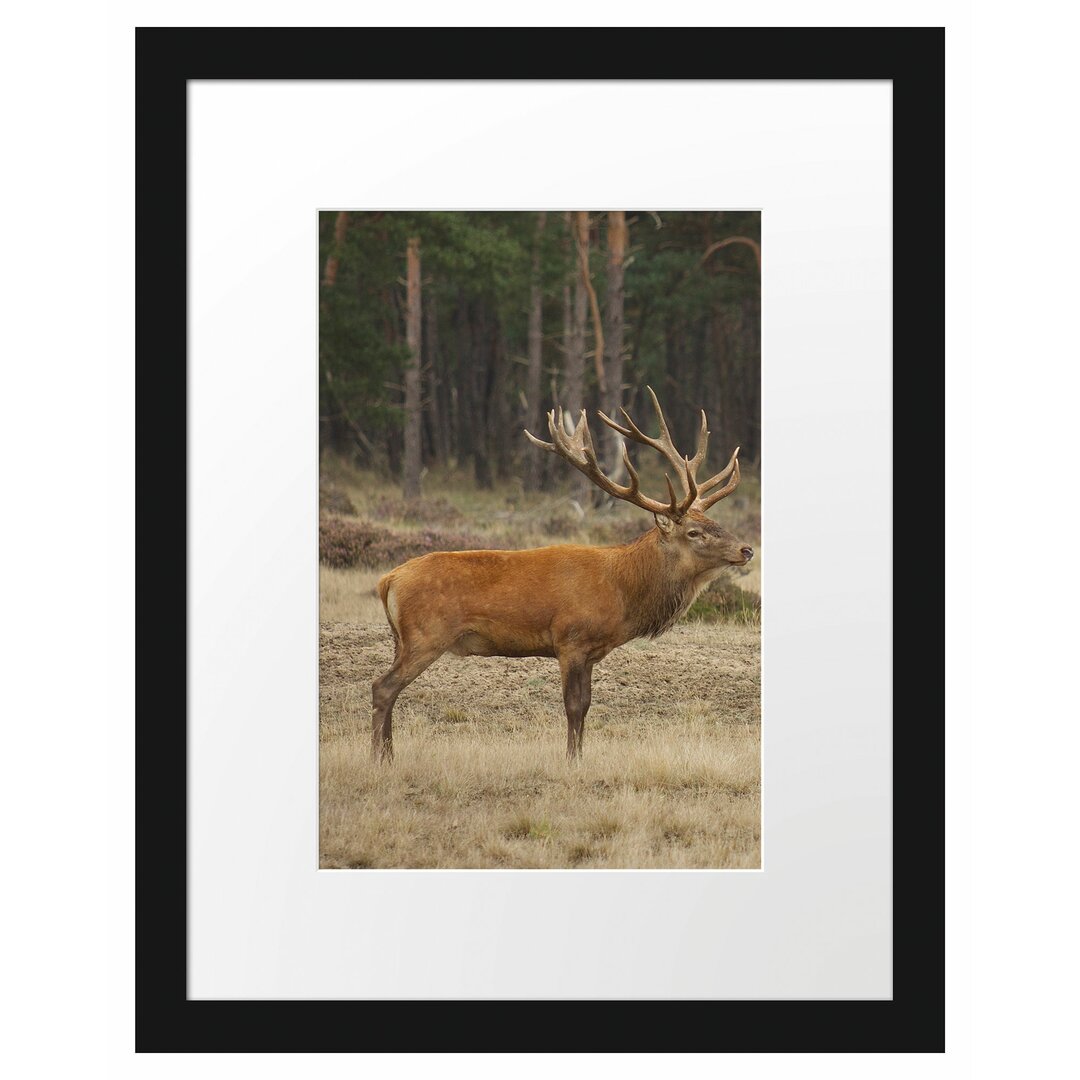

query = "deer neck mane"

[{"left": 620, "top": 528, "right": 708, "bottom": 640}]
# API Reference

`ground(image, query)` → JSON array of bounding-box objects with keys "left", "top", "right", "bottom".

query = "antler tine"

[
  {"left": 644, "top": 386, "right": 675, "bottom": 445},
  {"left": 523, "top": 408, "right": 559, "bottom": 453},
  {"left": 695, "top": 445, "right": 740, "bottom": 497},
  {"left": 526, "top": 407, "right": 585, "bottom": 464},
  {"left": 524, "top": 404, "right": 673, "bottom": 515},
  {"left": 686, "top": 410, "right": 709, "bottom": 474},
  {"left": 694, "top": 449, "right": 741, "bottom": 511},
  {"left": 530, "top": 397, "right": 742, "bottom": 517},
  {"left": 525, "top": 397, "right": 725, "bottom": 519},
  {"left": 576, "top": 411, "right": 618, "bottom": 481},
  {"left": 549, "top": 408, "right": 578, "bottom": 459},
  {"left": 660, "top": 457, "right": 699, "bottom": 519},
  {"left": 601, "top": 386, "right": 693, "bottom": 495},
  {"left": 683, "top": 456, "right": 699, "bottom": 505},
  {"left": 615, "top": 405, "right": 653, "bottom": 443},
  {"left": 578, "top": 411, "right": 600, "bottom": 463},
  {"left": 596, "top": 408, "right": 631, "bottom": 438},
  {"left": 662, "top": 474, "right": 680, "bottom": 517},
  {"left": 599, "top": 401, "right": 683, "bottom": 517},
  {"left": 617, "top": 444, "right": 681, "bottom": 520},
  {"left": 619, "top": 443, "right": 643, "bottom": 498}
]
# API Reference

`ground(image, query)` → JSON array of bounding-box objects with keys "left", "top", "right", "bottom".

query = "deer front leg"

[{"left": 559, "top": 655, "right": 594, "bottom": 762}]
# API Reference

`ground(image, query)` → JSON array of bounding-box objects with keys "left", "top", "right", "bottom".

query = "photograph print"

[{"left": 319, "top": 210, "right": 761, "bottom": 869}]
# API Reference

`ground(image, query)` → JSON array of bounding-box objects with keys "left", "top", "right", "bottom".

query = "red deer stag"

[{"left": 372, "top": 388, "right": 754, "bottom": 762}]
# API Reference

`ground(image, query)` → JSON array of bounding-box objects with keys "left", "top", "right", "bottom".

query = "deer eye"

[{"left": 686, "top": 530, "right": 701, "bottom": 538}]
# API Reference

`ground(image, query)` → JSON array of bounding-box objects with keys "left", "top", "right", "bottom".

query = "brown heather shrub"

[
  {"left": 319, "top": 517, "right": 384, "bottom": 569},
  {"left": 369, "top": 495, "right": 465, "bottom": 527},
  {"left": 319, "top": 516, "right": 495, "bottom": 570},
  {"left": 542, "top": 507, "right": 584, "bottom": 537},
  {"left": 590, "top": 517, "right": 647, "bottom": 546}
]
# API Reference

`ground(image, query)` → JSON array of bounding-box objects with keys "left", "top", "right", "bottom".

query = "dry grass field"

[{"left": 319, "top": 458, "right": 761, "bottom": 870}]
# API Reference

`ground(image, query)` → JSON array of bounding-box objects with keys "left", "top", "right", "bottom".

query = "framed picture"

[{"left": 137, "top": 27, "right": 943, "bottom": 1051}]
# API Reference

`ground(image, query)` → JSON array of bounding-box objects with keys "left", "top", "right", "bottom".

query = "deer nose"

[{"left": 740, "top": 546, "right": 755, "bottom": 562}]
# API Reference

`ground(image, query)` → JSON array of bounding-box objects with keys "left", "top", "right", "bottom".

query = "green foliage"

[
  {"left": 623, "top": 211, "right": 762, "bottom": 392},
  {"left": 687, "top": 575, "right": 762, "bottom": 626},
  {"left": 319, "top": 212, "right": 410, "bottom": 453},
  {"left": 424, "top": 212, "right": 533, "bottom": 304},
  {"left": 319, "top": 209, "right": 761, "bottom": 471}
]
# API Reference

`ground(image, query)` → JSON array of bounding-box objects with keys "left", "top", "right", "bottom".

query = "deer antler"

[
  {"left": 525, "top": 387, "right": 741, "bottom": 520},
  {"left": 598, "top": 386, "right": 740, "bottom": 515},
  {"left": 525, "top": 407, "right": 685, "bottom": 517}
]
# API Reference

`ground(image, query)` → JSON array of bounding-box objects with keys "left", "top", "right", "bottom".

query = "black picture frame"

[{"left": 136, "top": 26, "right": 944, "bottom": 1053}]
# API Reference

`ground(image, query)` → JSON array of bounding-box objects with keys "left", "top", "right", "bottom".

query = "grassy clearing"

[
  {"left": 320, "top": 566, "right": 386, "bottom": 625},
  {"left": 320, "top": 622, "right": 760, "bottom": 869},
  {"left": 319, "top": 456, "right": 761, "bottom": 870}
]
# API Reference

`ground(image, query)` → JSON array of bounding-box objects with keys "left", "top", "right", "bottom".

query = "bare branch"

[{"left": 699, "top": 235, "right": 761, "bottom": 271}]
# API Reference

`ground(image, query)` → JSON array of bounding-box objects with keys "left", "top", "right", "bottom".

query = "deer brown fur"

[{"left": 372, "top": 389, "right": 753, "bottom": 762}]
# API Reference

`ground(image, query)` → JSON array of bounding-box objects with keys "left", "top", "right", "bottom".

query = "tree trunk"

[
  {"left": 564, "top": 219, "right": 586, "bottom": 417},
  {"left": 471, "top": 300, "right": 493, "bottom": 489},
  {"left": 490, "top": 323, "right": 512, "bottom": 482},
  {"left": 563, "top": 216, "right": 588, "bottom": 504},
  {"left": 741, "top": 290, "right": 761, "bottom": 464},
  {"left": 426, "top": 287, "right": 450, "bottom": 466},
  {"left": 524, "top": 212, "right": 546, "bottom": 491},
  {"left": 454, "top": 291, "right": 475, "bottom": 472},
  {"left": 572, "top": 210, "right": 605, "bottom": 396},
  {"left": 707, "top": 309, "right": 727, "bottom": 462},
  {"left": 322, "top": 211, "right": 349, "bottom": 288},
  {"left": 403, "top": 236, "right": 422, "bottom": 500},
  {"left": 561, "top": 283, "right": 572, "bottom": 406},
  {"left": 602, "top": 210, "right": 627, "bottom": 475}
]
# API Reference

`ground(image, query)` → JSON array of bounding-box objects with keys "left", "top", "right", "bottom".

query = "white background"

[
  {"left": 3, "top": 0, "right": 1078, "bottom": 1077},
  {"left": 189, "top": 79, "right": 891, "bottom": 1000}
]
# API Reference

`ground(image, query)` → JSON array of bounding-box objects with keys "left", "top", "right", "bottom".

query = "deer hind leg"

[
  {"left": 372, "top": 640, "right": 443, "bottom": 764},
  {"left": 559, "top": 655, "right": 595, "bottom": 762}
]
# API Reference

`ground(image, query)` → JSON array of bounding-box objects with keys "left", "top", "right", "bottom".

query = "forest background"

[{"left": 318, "top": 210, "right": 760, "bottom": 495}]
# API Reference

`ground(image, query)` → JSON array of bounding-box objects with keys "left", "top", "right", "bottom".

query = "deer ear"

[{"left": 654, "top": 513, "right": 675, "bottom": 534}]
